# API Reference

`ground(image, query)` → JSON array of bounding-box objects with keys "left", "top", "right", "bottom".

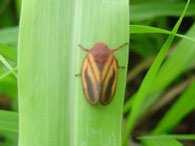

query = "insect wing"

[
  {"left": 81, "top": 54, "right": 101, "bottom": 104},
  {"left": 100, "top": 55, "right": 118, "bottom": 105}
]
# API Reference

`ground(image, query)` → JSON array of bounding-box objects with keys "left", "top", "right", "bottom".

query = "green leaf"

[{"left": 18, "top": 0, "right": 129, "bottom": 146}]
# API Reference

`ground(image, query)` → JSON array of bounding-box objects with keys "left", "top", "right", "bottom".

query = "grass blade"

[
  {"left": 123, "top": 0, "right": 190, "bottom": 145},
  {"left": 0, "top": 43, "right": 17, "bottom": 61},
  {"left": 140, "top": 134, "right": 195, "bottom": 141},
  {"left": 125, "top": 23, "right": 195, "bottom": 118},
  {"left": 0, "top": 67, "right": 17, "bottom": 81},
  {"left": 130, "top": 25, "right": 195, "bottom": 43},
  {"left": 153, "top": 82, "right": 195, "bottom": 134},
  {"left": 130, "top": 2, "right": 195, "bottom": 21},
  {"left": 142, "top": 138, "right": 183, "bottom": 146},
  {"left": 154, "top": 24, "right": 195, "bottom": 91},
  {"left": 0, "top": 54, "right": 17, "bottom": 77}
]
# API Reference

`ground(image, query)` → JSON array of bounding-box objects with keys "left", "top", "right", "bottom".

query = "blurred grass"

[
  {"left": 130, "top": 2, "right": 195, "bottom": 21},
  {"left": 140, "top": 135, "right": 195, "bottom": 140},
  {"left": 126, "top": 24, "right": 195, "bottom": 113},
  {"left": 124, "top": 0, "right": 190, "bottom": 145},
  {"left": 153, "top": 82, "right": 195, "bottom": 134},
  {"left": 0, "top": 110, "right": 17, "bottom": 133},
  {"left": 0, "top": 27, "right": 18, "bottom": 47},
  {"left": 143, "top": 138, "right": 183, "bottom": 146},
  {"left": 130, "top": 25, "right": 195, "bottom": 42}
]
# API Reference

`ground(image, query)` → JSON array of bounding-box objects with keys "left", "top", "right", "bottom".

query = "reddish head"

[{"left": 89, "top": 42, "right": 112, "bottom": 64}]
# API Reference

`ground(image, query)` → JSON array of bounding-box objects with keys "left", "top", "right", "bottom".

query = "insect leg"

[
  {"left": 78, "top": 44, "right": 90, "bottom": 52},
  {"left": 113, "top": 42, "right": 128, "bottom": 52},
  {"left": 75, "top": 73, "right": 81, "bottom": 77}
]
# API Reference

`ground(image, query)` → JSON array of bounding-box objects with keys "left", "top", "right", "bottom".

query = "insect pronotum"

[{"left": 79, "top": 42, "right": 128, "bottom": 105}]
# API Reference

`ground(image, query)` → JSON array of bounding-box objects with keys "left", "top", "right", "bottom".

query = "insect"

[{"left": 79, "top": 42, "right": 128, "bottom": 105}]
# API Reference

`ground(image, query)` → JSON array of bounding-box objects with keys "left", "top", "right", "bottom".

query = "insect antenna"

[
  {"left": 79, "top": 44, "right": 90, "bottom": 52},
  {"left": 112, "top": 42, "right": 128, "bottom": 52}
]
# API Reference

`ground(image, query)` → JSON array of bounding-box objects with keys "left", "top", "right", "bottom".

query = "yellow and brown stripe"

[{"left": 81, "top": 52, "right": 118, "bottom": 105}]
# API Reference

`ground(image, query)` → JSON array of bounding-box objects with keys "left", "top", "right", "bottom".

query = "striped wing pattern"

[{"left": 82, "top": 54, "right": 118, "bottom": 105}]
